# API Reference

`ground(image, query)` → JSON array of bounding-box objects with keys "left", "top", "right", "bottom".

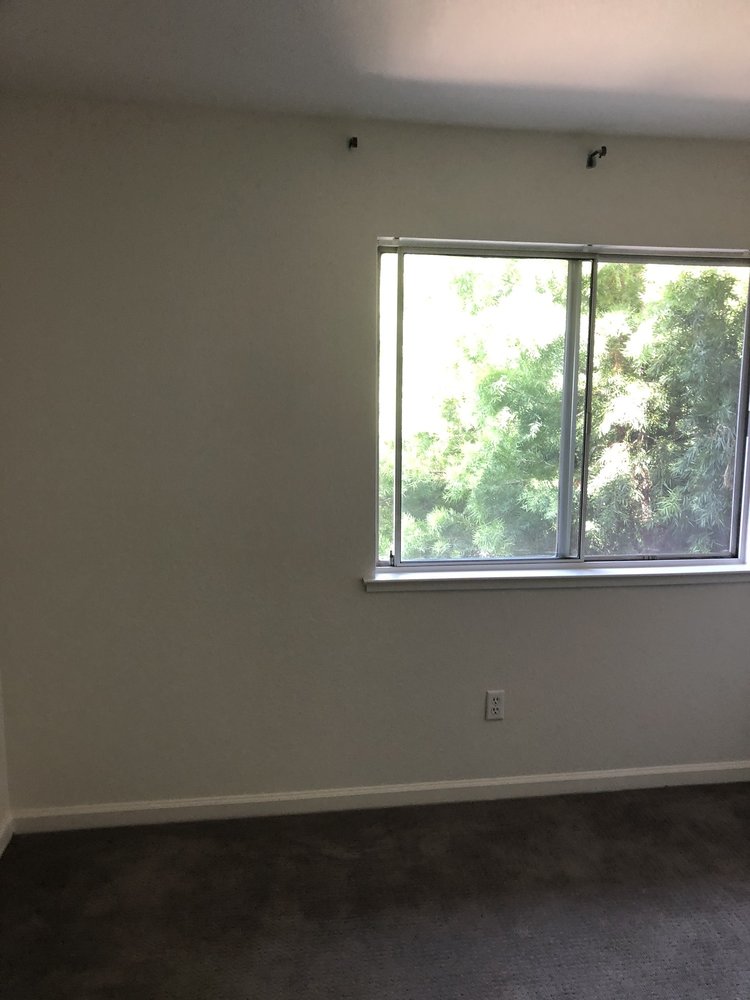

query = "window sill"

[{"left": 364, "top": 563, "right": 750, "bottom": 592}]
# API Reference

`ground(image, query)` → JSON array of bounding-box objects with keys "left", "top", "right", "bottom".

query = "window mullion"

[
  {"left": 729, "top": 283, "right": 750, "bottom": 557},
  {"left": 393, "top": 249, "right": 405, "bottom": 566},
  {"left": 556, "top": 260, "right": 582, "bottom": 558},
  {"left": 576, "top": 262, "right": 599, "bottom": 561}
]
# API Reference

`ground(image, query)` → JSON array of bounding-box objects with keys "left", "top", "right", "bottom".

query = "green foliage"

[
  {"left": 585, "top": 269, "right": 743, "bottom": 555},
  {"left": 397, "top": 334, "right": 564, "bottom": 559},
  {"left": 453, "top": 263, "right": 519, "bottom": 315},
  {"left": 381, "top": 261, "right": 745, "bottom": 561},
  {"left": 595, "top": 263, "right": 646, "bottom": 320},
  {"left": 546, "top": 262, "right": 646, "bottom": 324}
]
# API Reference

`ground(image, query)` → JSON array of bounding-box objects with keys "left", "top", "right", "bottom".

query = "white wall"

[
  {"left": 2, "top": 95, "right": 750, "bottom": 820},
  {"left": 0, "top": 673, "right": 11, "bottom": 844}
]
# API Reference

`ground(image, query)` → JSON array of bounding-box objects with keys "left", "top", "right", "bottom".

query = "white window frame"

[{"left": 366, "top": 238, "right": 750, "bottom": 592}]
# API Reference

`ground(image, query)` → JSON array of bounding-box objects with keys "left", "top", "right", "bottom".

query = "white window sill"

[{"left": 364, "top": 563, "right": 750, "bottom": 592}]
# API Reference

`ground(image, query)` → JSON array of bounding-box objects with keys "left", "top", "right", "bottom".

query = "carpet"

[{"left": 2, "top": 783, "right": 750, "bottom": 998}]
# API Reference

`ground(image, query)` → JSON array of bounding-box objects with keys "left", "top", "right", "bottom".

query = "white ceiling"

[{"left": 1, "top": 0, "right": 750, "bottom": 138}]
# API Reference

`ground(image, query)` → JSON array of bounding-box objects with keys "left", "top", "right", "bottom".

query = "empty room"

[{"left": 3, "top": 1, "right": 750, "bottom": 997}]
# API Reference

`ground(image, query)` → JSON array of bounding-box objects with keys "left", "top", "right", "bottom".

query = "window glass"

[
  {"left": 378, "top": 253, "right": 397, "bottom": 562},
  {"left": 400, "top": 253, "right": 570, "bottom": 560},
  {"left": 585, "top": 263, "right": 749, "bottom": 557},
  {"left": 378, "top": 244, "right": 750, "bottom": 567}
]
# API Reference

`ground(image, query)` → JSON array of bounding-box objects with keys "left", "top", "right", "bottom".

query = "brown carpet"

[{"left": 2, "top": 783, "right": 750, "bottom": 998}]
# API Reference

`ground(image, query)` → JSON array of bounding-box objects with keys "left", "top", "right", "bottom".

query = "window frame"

[{"left": 373, "top": 238, "right": 750, "bottom": 585}]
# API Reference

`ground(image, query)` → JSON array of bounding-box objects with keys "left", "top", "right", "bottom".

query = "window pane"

[
  {"left": 378, "top": 252, "right": 397, "bottom": 562},
  {"left": 399, "top": 253, "right": 572, "bottom": 560},
  {"left": 560, "top": 259, "right": 592, "bottom": 558},
  {"left": 584, "top": 262, "right": 749, "bottom": 557}
]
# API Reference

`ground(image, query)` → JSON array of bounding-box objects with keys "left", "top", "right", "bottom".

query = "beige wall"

[
  {"left": 0, "top": 674, "right": 10, "bottom": 835},
  {"left": 1, "top": 95, "right": 750, "bottom": 814}
]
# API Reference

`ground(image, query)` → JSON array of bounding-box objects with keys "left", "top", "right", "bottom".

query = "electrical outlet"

[{"left": 485, "top": 689, "right": 504, "bottom": 721}]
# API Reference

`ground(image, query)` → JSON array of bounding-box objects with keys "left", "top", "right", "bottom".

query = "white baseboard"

[
  {"left": 0, "top": 816, "right": 13, "bottom": 857},
  {"left": 11, "top": 759, "right": 750, "bottom": 834}
]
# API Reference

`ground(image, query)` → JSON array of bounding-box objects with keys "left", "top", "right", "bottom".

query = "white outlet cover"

[{"left": 485, "top": 689, "right": 505, "bottom": 720}]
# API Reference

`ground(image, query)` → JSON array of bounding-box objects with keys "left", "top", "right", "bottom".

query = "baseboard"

[
  {"left": 12, "top": 758, "right": 750, "bottom": 834},
  {"left": 0, "top": 815, "right": 14, "bottom": 857}
]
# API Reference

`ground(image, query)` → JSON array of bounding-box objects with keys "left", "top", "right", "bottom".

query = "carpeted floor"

[{"left": 2, "top": 783, "right": 750, "bottom": 998}]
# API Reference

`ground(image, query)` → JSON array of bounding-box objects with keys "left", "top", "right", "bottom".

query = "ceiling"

[{"left": 1, "top": 0, "right": 749, "bottom": 138}]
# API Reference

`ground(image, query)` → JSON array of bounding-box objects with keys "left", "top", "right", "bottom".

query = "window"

[{"left": 376, "top": 239, "right": 750, "bottom": 582}]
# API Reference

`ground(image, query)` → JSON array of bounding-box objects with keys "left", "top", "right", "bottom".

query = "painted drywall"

[
  {"left": 0, "top": 672, "right": 11, "bottom": 844},
  {"left": 2, "top": 95, "right": 750, "bottom": 815}
]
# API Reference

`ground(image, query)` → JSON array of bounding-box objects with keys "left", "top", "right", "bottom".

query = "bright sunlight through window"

[{"left": 377, "top": 240, "right": 750, "bottom": 570}]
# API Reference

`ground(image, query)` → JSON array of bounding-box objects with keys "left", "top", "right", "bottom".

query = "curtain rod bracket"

[{"left": 587, "top": 145, "right": 607, "bottom": 169}]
